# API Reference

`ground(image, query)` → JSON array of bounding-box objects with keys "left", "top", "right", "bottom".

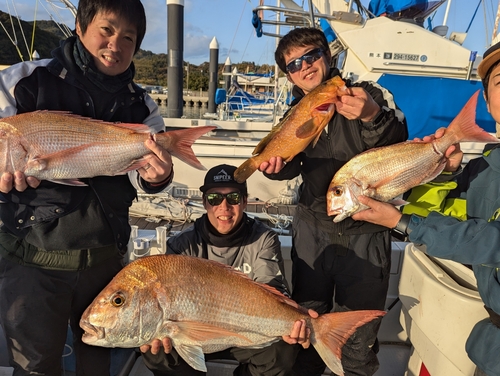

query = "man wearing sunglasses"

[
  {"left": 140, "top": 164, "right": 315, "bottom": 375},
  {"left": 260, "top": 28, "right": 409, "bottom": 376}
]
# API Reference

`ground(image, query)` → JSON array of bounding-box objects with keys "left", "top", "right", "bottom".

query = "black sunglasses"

[
  {"left": 286, "top": 48, "right": 325, "bottom": 74},
  {"left": 206, "top": 192, "right": 242, "bottom": 206}
]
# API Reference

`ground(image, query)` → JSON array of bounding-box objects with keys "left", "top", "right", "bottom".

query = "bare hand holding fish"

[
  {"left": 258, "top": 155, "right": 286, "bottom": 175},
  {"left": 138, "top": 138, "right": 173, "bottom": 184},
  {"left": 0, "top": 171, "right": 39, "bottom": 193},
  {"left": 352, "top": 195, "right": 403, "bottom": 228},
  {"left": 334, "top": 86, "right": 381, "bottom": 122},
  {"left": 419, "top": 127, "right": 464, "bottom": 173}
]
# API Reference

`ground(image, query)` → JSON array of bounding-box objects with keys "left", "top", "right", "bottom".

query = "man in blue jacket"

[
  {"left": 352, "top": 41, "right": 500, "bottom": 376},
  {"left": 0, "top": 0, "right": 173, "bottom": 375}
]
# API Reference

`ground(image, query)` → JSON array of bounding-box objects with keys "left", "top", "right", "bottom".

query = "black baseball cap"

[
  {"left": 200, "top": 164, "right": 247, "bottom": 193},
  {"left": 478, "top": 41, "right": 500, "bottom": 79}
]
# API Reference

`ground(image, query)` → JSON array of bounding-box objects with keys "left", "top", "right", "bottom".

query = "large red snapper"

[
  {"left": 327, "top": 90, "right": 499, "bottom": 222},
  {"left": 80, "top": 254, "right": 385, "bottom": 375},
  {"left": 233, "top": 76, "right": 347, "bottom": 183},
  {"left": 0, "top": 111, "right": 216, "bottom": 184}
]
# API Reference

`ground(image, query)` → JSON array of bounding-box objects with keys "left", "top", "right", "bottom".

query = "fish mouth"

[
  {"left": 315, "top": 103, "right": 334, "bottom": 112},
  {"left": 327, "top": 207, "right": 343, "bottom": 217},
  {"left": 80, "top": 321, "right": 104, "bottom": 343}
]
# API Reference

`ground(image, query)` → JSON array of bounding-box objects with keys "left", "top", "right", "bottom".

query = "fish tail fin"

[
  {"left": 448, "top": 91, "right": 499, "bottom": 143},
  {"left": 157, "top": 126, "right": 216, "bottom": 170},
  {"left": 233, "top": 159, "right": 258, "bottom": 183},
  {"left": 311, "top": 310, "right": 386, "bottom": 376}
]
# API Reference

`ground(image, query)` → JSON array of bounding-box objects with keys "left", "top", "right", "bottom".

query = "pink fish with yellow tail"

[
  {"left": 327, "top": 90, "right": 500, "bottom": 222},
  {"left": 0, "top": 111, "right": 215, "bottom": 185},
  {"left": 80, "top": 254, "right": 385, "bottom": 375}
]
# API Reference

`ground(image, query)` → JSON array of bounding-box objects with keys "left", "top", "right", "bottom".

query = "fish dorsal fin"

[
  {"left": 252, "top": 136, "right": 270, "bottom": 156},
  {"left": 252, "top": 108, "right": 296, "bottom": 155},
  {"left": 105, "top": 121, "right": 151, "bottom": 133},
  {"left": 21, "top": 110, "right": 152, "bottom": 133},
  {"left": 255, "top": 282, "right": 306, "bottom": 312}
]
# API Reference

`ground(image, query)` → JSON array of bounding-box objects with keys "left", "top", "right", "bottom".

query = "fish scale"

[{"left": 347, "top": 142, "right": 447, "bottom": 199}]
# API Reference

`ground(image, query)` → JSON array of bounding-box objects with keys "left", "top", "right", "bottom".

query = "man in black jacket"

[
  {"left": 0, "top": 0, "right": 173, "bottom": 375},
  {"left": 259, "top": 28, "right": 408, "bottom": 376}
]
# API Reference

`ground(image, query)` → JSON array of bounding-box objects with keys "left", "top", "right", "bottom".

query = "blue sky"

[{"left": 0, "top": 0, "right": 497, "bottom": 66}]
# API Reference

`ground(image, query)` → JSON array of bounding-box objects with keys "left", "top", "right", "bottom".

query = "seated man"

[{"left": 140, "top": 164, "right": 313, "bottom": 376}]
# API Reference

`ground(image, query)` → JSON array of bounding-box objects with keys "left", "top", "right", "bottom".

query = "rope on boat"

[
  {"left": 132, "top": 179, "right": 299, "bottom": 233},
  {"left": 130, "top": 192, "right": 205, "bottom": 226},
  {"left": 261, "top": 199, "right": 293, "bottom": 231}
]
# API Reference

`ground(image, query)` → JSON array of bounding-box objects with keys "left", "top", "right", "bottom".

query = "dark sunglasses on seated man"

[
  {"left": 286, "top": 48, "right": 325, "bottom": 74},
  {"left": 205, "top": 192, "right": 242, "bottom": 206}
]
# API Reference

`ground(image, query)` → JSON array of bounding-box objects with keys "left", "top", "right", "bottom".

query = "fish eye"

[
  {"left": 111, "top": 293, "right": 125, "bottom": 307},
  {"left": 332, "top": 187, "right": 343, "bottom": 197}
]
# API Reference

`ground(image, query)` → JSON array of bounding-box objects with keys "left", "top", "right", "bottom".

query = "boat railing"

[{"left": 252, "top": 3, "right": 363, "bottom": 39}]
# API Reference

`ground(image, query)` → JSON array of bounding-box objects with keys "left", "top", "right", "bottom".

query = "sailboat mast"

[
  {"left": 274, "top": 0, "right": 280, "bottom": 103},
  {"left": 442, "top": 0, "right": 453, "bottom": 26}
]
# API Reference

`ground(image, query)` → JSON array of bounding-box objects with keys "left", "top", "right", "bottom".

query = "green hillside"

[
  {"left": 0, "top": 10, "right": 66, "bottom": 65},
  {"left": 0, "top": 10, "right": 275, "bottom": 91}
]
